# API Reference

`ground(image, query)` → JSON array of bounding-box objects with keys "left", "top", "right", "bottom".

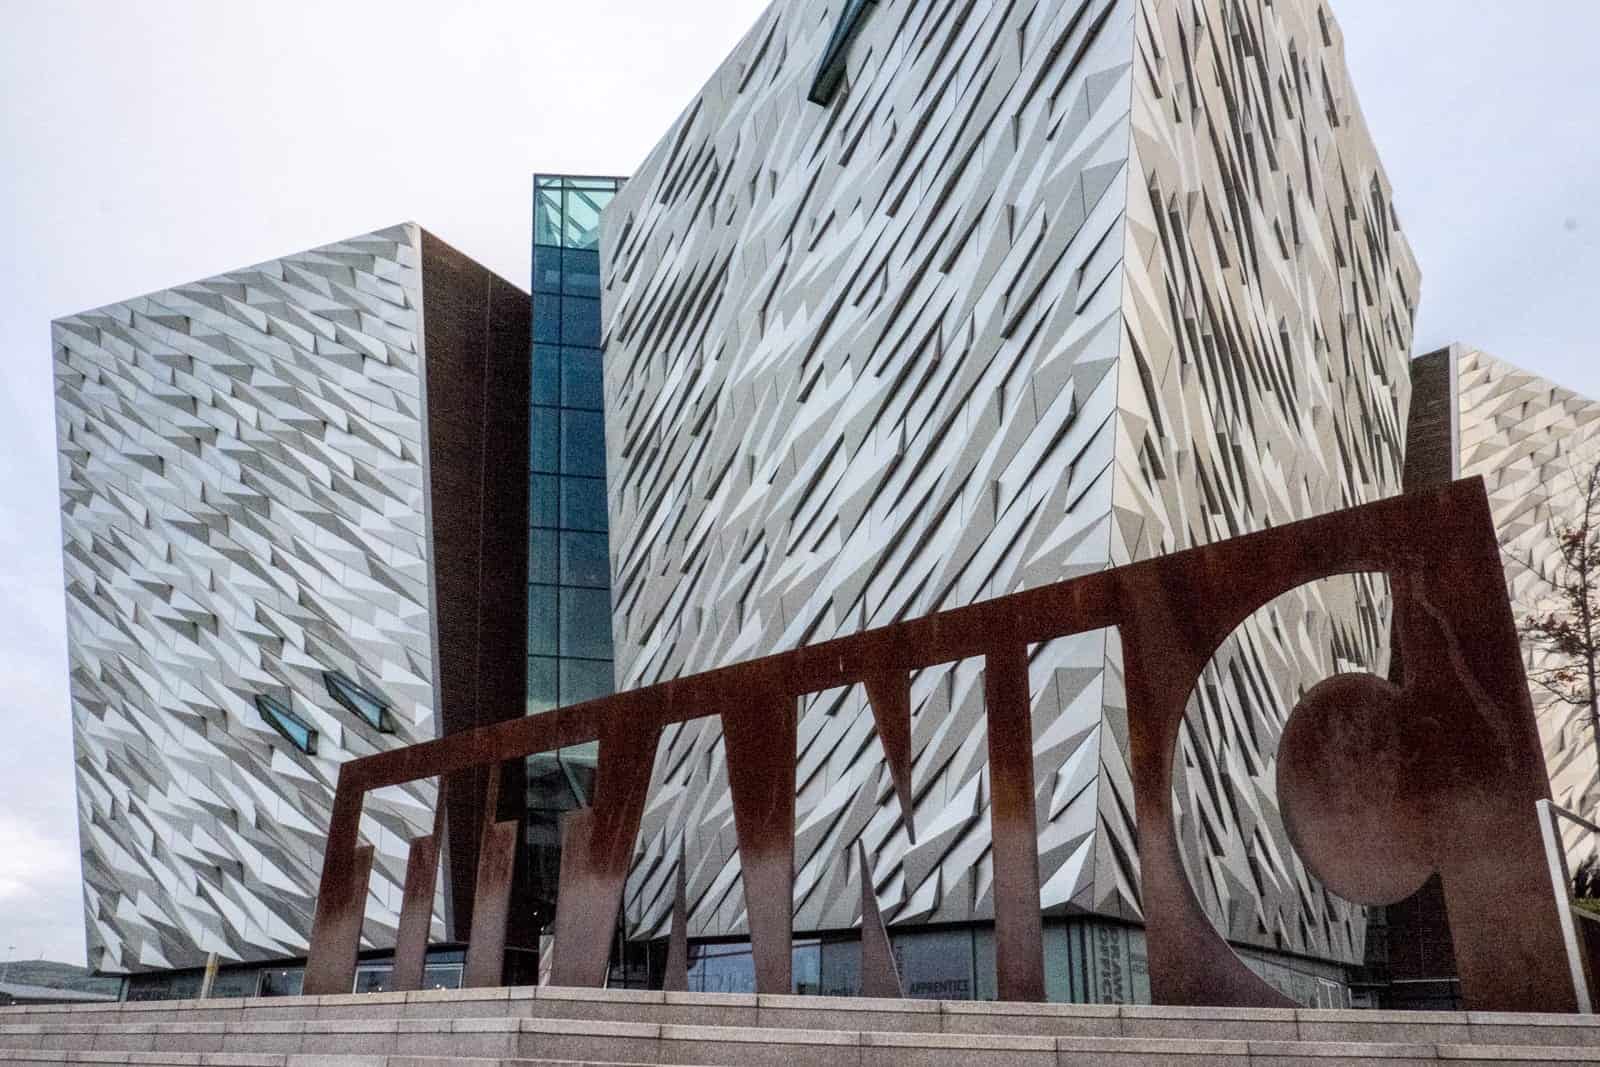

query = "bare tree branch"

[
  {"left": 1504, "top": 544, "right": 1566, "bottom": 593},
  {"left": 1518, "top": 453, "right": 1600, "bottom": 818}
]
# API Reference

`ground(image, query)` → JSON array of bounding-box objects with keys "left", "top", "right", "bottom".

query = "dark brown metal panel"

[
  {"left": 863, "top": 670, "right": 917, "bottom": 844},
  {"left": 548, "top": 806, "right": 603, "bottom": 986},
  {"left": 462, "top": 818, "right": 519, "bottom": 988},
  {"left": 392, "top": 781, "right": 447, "bottom": 993},
  {"left": 1395, "top": 545, "right": 1570, "bottom": 1011},
  {"left": 390, "top": 834, "right": 441, "bottom": 993},
  {"left": 663, "top": 843, "right": 689, "bottom": 993},
  {"left": 480, "top": 269, "right": 534, "bottom": 953},
  {"left": 856, "top": 840, "right": 902, "bottom": 999},
  {"left": 304, "top": 842, "right": 374, "bottom": 996},
  {"left": 984, "top": 642, "right": 1046, "bottom": 1003},
  {"left": 419, "top": 231, "right": 489, "bottom": 941},
  {"left": 722, "top": 690, "right": 797, "bottom": 995},
  {"left": 549, "top": 714, "right": 663, "bottom": 987},
  {"left": 306, "top": 479, "right": 1575, "bottom": 1012},
  {"left": 1403, "top": 347, "right": 1459, "bottom": 489},
  {"left": 304, "top": 789, "right": 369, "bottom": 996},
  {"left": 418, "top": 231, "right": 531, "bottom": 942}
]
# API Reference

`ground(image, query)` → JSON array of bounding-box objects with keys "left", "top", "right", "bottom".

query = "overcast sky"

[{"left": 1, "top": 1, "right": 1596, "bottom": 968}]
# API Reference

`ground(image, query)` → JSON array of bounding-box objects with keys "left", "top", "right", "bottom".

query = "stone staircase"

[{"left": 0, "top": 986, "right": 1596, "bottom": 1065}]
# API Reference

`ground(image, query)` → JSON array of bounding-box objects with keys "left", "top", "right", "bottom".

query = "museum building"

[
  {"left": 51, "top": 0, "right": 1453, "bottom": 1007},
  {"left": 598, "top": 0, "right": 1415, "bottom": 1007},
  {"left": 51, "top": 226, "right": 533, "bottom": 993}
]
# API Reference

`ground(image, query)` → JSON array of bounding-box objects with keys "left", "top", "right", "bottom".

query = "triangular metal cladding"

[
  {"left": 663, "top": 838, "right": 689, "bottom": 992},
  {"left": 856, "top": 839, "right": 903, "bottom": 999},
  {"left": 863, "top": 669, "right": 917, "bottom": 844}
]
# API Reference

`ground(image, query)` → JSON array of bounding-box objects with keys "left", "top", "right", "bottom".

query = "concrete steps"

[{"left": 0, "top": 987, "right": 1595, "bottom": 1065}]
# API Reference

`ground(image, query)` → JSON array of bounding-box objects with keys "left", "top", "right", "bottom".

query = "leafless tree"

[{"left": 1517, "top": 460, "right": 1600, "bottom": 765}]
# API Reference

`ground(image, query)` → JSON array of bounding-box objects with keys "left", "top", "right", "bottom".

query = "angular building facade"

[
  {"left": 601, "top": 0, "right": 1417, "bottom": 1001},
  {"left": 1407, "top": 345, "right": 1600, "bottom": 847},
  {"left": 53, "top": 225, "right": 531, "bottom": 976}
]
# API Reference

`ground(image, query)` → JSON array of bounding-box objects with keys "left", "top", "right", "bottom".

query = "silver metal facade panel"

[
  {"left": 1113, "top": 0, "right": 1419, "bottom": 963},
  {"left": 602, "top": 0, "right": 1417, "bottom": 971},
  {"left": 54, "top": 224, "right": 444, "bottom": 973}
]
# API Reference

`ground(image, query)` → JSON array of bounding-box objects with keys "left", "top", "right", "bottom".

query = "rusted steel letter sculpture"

[{"left": 304, "top": 478, "right": 1574, "bottom": 1012}]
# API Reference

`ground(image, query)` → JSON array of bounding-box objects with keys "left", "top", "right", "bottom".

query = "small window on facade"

[
  {"left": 255, "top": 694, "right": 318, "bottom": 755},
  {"left": 808, "top": 0, "right": 879, "bottom": 106},
  {"left": 323, "top": 671, "right": 394, "bottom": 733}
]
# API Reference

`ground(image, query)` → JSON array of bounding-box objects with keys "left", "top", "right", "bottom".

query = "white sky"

[{"left": 1, "top": 0, "right": 1597, "bottom": 968}]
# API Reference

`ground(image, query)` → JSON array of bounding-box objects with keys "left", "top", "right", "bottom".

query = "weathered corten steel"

[
  {"left": 304, "top": 478, "right": 1573, "bottom": 1012},
  {"left": 548, "top": 715, "right": 660, "bottom": 988},
  {"left": 390, "top": 834, "right": 440, "bottom": 992},
  {"left": 984, "top": 641, "right": 1047, "bottom": 1002},
  {"left": 862, "top": 670, "right": 917, "bottom": 845},
  {"left": 721, "top": 687, "right": 799, "bottom": 995},
  {"left": 390, "top": 780, "right": 447, "bottom": 993},
  {"left": 461, "top": 818, "right": 518, "bottom": 987},
  {"left": 302, "top": 801, "right": 370, "bottom": 997}
]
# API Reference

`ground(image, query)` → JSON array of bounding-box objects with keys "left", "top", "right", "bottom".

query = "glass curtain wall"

[
  {"left": 525, "top": 173, "right": 625, "bottom": 932},
  {"left": 529, "top": 174, "right": 623, "bottom": 714}
]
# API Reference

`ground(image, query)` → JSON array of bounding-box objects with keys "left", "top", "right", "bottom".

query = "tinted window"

[
  {"left": 559, "top": 587, "right": 612, "bottom": 659},
  {"left": 561, "top": 477, "right": 608, "bottom": 531},
  {"left": 531, "top": 408, "right": 559, "bottom": 474},
  {"left": 894, "top": 928, "right": 977, "bottom": 1000},
  {"left": 528, "top": 585, "right": 557, "bottom": 656},
  {"left": 532, "top": 245, "right": 563, "bottom": 293},
  {"left": 559, "top": 658, "right": 613, "bottom": 706},
  {"left": 323, "top": 671, "right": 392, "bottom": 733},
  {"left": 562, "top": 187, "right": 612, "bottom": 249},
  {"left": 530, "top": 474, "right": 559, "bottom": 527},
  {"left": 534, "top": 188, "right": 563, "bottom": 247},
  {"left": 561, "top": 410, "right": 606, "bottom": 477},
  {"left": 527, "top": 655, "right": 558, "bottom": 715},
  {"left": 561, "top": 347, "right": 604, "bottom": 410},
  {"left": 257, "top": 968, "right": 304, "bottom": 998},
  {"left": 533, "top": 298, "right": 563, "bottom": 344},
  {"left": 561, "top": 248, "right": 601, "bottom": 297},
  {"left": 532, "top": 346, "right": 560, "bottom": 405},
  {"left": 529, "top": 528, "right": 558, "bottom": 584},
  {"left": 561, "top": 297, "right": 601, "bottom": 342},
  {"left": 560, "top": 530, "right": 610, "bottom": 588},
  {"left": 255, "top": 694, "right": 317, "bottom": 755}
]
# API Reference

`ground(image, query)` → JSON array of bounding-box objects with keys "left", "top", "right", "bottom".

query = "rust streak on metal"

[
  {"left": 390, "top": 834, "right": 441, "bottom": 992},
  {"left": 303, "top": 787, "right": 369, "bottom": 996},
  {"left": 722, "top": 688, "right": 798, "bottom": 995},
  {"left": 864, "top": 670, "right": 917, "bottom": 844},
  {"left": 391, "top": 777, "right": 446, "bottom": 993},
  {"left": 549, "top": 714, "right": 663, "bottom": 988},
  {"left": 986, "top": 642, "right": 1046, "bottom": 1002},
  {"left": 462, "top": 818, "right": 519, "bottom": 988}
]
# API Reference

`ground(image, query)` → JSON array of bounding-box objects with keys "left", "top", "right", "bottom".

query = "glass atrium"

[
  {"left": 528, "top": 174, "right": 624, "bottom": 714},
  {"left": 525, "top": 173, "right": 626, "bottom": 949}
]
